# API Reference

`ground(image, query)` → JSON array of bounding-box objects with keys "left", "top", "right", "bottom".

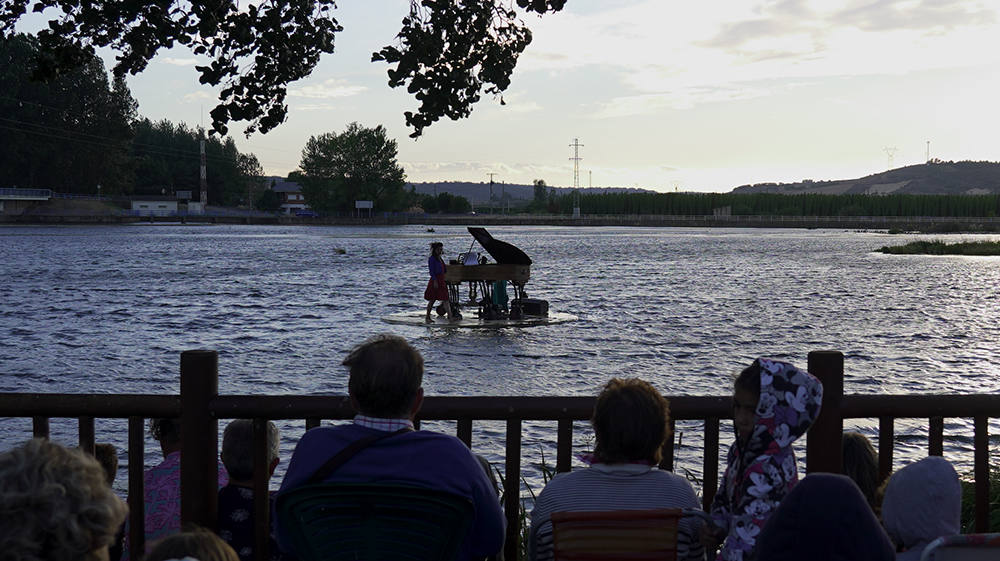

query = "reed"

[{"left": 877, "top": 239, "right": 1000, "bottom": 255}]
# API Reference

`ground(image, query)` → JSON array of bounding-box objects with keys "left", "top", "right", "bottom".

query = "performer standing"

[{"left": 424, "top": 242, "right": 455, "bottom": 322}]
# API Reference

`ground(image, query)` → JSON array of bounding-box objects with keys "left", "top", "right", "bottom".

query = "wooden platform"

[{"left": 381, "top": 311, "right": 578, "bottom": 328}]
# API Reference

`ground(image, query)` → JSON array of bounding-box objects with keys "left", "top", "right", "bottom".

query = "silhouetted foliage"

[
  {"left": 0, "top": 34, "right": 135, "bottom": 194},
  {"left": 420, "top": 192, "right": 471, "bottom": 214},
  {"left": 256, "top": 188, "right": 282, "bottom": 212},
  {"left": 543, "top": 191, "right": 1000, "bottom": 218},
  {"left": 132, "top": 119, "right": 261, "bottom": 205},
  {"left": 2, "top": 1, "right": 568, "bottom": 137},
  {"left": 297, "top": 122, "right": 407, "bottom": 213}
]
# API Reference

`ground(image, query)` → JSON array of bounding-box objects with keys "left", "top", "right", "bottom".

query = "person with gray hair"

[
  {"left": 0, "top": 438, "right": 127, "bottom": 561},
  {"left": 218, "top": 419, "right": 287, "bottom": 561},
  {"left": 275, "top": 333, "right": 504, "bottom": 560}
]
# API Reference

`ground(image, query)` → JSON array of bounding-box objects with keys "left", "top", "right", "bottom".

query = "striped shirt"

[
  {"left": 529, "top": 463, "right": 705, "bottom": 561},
  {"left": 353, "top": 414, "right": 414, "bottom": 432}
]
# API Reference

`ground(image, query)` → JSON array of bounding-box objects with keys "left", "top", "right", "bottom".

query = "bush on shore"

[{"left": 877, "top": 240, "right": 1000, "bottom": 255}]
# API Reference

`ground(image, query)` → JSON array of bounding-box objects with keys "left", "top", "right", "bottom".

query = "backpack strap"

[{"left": 306, "top": 427, "right": 413, "bottom": 484}]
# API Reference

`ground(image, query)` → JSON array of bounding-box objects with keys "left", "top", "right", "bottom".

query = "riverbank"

[{"left": 4, "top": 211, "right": 1000, "bottom": 232}]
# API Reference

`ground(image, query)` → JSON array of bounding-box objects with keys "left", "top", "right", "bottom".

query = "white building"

[{"left": 131, "top": 196, "right": 178, "bottom": 216}]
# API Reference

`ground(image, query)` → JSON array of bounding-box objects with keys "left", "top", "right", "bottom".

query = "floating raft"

[{"left": 381, "top": 311, "right": 578, "bottom": 329}]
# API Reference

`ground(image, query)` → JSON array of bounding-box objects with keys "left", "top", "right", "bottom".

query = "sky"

[{"left": 18, "top": 1, "right": 1000, "bottom": 192}]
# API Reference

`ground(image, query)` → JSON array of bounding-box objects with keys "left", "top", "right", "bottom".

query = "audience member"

[
  {"left": 218, "top": 419, "right": 287, "bottom": 561},
  {"left": 754, "top": 473, "right": 896, "bottom": 561},
  {"left": 123, "top": 417, "right": 229, "bottom": 560},
  {"left": 842, "top": 431, "right": 882, "bottom": 513},
  {"left": 146, "top": 527, "right": 239, "bottom": 561},
  {"left": 95, "top": 442, "right": 126, "bottom": 561},
  {"left": 275, "top": 334, "right": 505, "bottom": 560},
  {"left": 528, "top": 378, "right": 704, "bottom": 561},
  {"left": 704, "top": 358, "right": 823, "bottom": 561},
  {"left": 881, "top": 456, "right": 961, "bottom": 561},
  {"left": 0, "top": 438, "right": 127, "bottom": 561},
  {"left": 95, "top": 442, "right": 119, "bottom": 486}
]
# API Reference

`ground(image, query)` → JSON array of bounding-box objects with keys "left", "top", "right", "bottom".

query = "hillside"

[
  {"left": 731, "top": 160, "right": 1000, "bottom": 195},
  {"left": 406, "top": 181, "right": 653, "bottom": 203}
]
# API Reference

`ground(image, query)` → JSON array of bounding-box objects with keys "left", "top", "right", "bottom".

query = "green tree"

[
  {"left": 0, "top": 34, "right": 136, "bottom": 194},
  {"left": 131, "top": 118, "right": 261, "bottom": 205},
  {"left": 256, "top": 187, "right": 282, "bottom": 212},
  {"left": 530, "top": 179, "right": 548, "bottom": 212},
  {"left": 2, "top": 1, "right": 568, "bottom": 137},
  {"left": 238, "top": 154, "right": 265, "bottom": 208},
  {"left": 298, "top": 122, "right": 406, "bottom": 213}
]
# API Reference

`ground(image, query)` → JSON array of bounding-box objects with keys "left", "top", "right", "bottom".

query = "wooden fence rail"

[{"left": 1, "top": 349, "right": 996, "bottom": 561}]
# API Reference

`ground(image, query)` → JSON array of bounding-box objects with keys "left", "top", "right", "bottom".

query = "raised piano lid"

[{"left": 468, "top": 227, "right": 532, "bottom": 265}]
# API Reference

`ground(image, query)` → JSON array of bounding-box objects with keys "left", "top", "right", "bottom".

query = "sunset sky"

[{"left": 20, "top": 1, "right": 1000, "bottom": 192}]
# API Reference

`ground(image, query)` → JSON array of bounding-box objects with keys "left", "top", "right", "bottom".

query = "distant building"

[
  {"left": 270, "top": 178, "right": 308, "bottom": 215},
  {"left": 131, "top": 196, "right": 178, "bottom": 216}
]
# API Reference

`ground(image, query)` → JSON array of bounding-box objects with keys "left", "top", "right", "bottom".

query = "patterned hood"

[{"left": 743, "top": 357, "right": 824, "bottom": 460}]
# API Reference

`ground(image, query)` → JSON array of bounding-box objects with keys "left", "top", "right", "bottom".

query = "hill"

[
  {"left": 406, "top": 181, "right": 653, "bottom": 203},
  {"left": 731, "top": 160, "right": 1000, "bottom": 195}
]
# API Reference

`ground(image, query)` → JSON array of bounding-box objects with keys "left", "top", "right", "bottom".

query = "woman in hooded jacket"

[
  {"left": 703, "top": 358, "right": 824, "bottom": 561},
  {"left": 881, "top": 456, "right": 962, "bottom": 561}
]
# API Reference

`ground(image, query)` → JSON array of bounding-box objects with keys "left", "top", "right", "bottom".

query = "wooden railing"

[{"left": 2, "top": 350, "right": 997, "bottom": 561}]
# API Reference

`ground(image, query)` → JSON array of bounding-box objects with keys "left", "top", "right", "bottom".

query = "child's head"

[
  {"left": 146, "top": 527, "right": 239, "bottom": 561},
  {"left": 841, "top": 431, "right": 880, "bottom": 512},
  {"left": 733, "top": 360, "right": 761, "bottom": 445}
]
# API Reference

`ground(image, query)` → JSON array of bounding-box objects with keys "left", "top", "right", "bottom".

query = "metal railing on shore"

[{"left": 1, "top": 350, "right": 996, "bottom": 561}]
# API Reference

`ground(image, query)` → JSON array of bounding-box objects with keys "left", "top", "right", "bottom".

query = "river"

[{"left": 1, "top": 224, "right": 999, "bottom": 494}]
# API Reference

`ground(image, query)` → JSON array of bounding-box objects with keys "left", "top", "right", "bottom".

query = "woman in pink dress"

[{"left": 424, "top": 242, "right": 454, "bottom": 322}]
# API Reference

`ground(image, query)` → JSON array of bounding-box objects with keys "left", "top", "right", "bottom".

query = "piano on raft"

[{"left": 444, "top": 227, "right": 548, "bottom": 320}]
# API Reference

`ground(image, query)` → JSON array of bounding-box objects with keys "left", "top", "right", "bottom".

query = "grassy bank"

[
  {"left": 961, "top": 465, "right": 1000, "bottom": 532},
  {"left": 878, "top": 240, "right": 1000, "bottom": 255}
]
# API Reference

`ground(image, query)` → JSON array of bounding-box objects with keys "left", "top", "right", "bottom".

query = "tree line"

[
  {"left": 537, "top": 191, "right": 1000, "bottom": 218},
  {"left": 1, "top": 34, "right": 263, "bottom": 206}
]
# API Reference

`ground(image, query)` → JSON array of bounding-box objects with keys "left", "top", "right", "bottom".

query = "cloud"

[
  {"left": 296, "top": 103, "right": 337, "bottom": 111},
  {"left": 160, "top": 57, "right": 198, "bottom": 66},
  {"left": 833, "top": 0, "right": 997, "bottom": 33},
  {"left": 288, "top": 78, "right": 367, "bottom": 99},
  {"left": 589, "top": 83, "right": 774, "bottom": 118},
  {"left": 183, "top": 91, "right": 215, "bottom": 101},
  {"left": 514, "top": 0, "right": 1000, "bottom": 118}
]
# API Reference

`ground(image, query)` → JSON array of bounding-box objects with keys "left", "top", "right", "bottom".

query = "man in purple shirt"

[{"left": 275, "top": 334, "right": 505, "bottom": 560}]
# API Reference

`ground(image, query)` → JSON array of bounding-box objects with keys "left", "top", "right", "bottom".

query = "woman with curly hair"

[{"left": 0, "top": 438, "right": 127, "bottom": 561}]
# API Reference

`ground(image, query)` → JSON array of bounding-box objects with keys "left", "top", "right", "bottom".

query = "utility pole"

[
  {"left": 926, "top": 140, "right": 931, "bottom": 163},
  {"left": 883, "top": 146, "right": 897, "bottom": 171},
  {"left": 199, "top": 134, "right": 208, "bottom": 209},
  {"left": 488, "top": 172, "right": 497, "bottom": 203},
  {"left": 569, "top": 138, "right": 583, "bottom": 218}
]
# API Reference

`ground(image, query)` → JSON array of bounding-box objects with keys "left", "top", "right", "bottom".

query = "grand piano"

[{"left": 444, "top": 227, "right": 546, "bottom": 319}]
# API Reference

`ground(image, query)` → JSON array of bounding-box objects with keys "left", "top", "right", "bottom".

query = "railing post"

[
  {"left": 33, "top": 416, "right": 49, "bottom": 439},
  {"left": 878, "top": 416, "right": 894, "bottom": 484},
  {"left": 79, "top": 416, "right": 95, "bottom": 455},
  {"left": 128, "top": 416, "right": 146, "bottom": 556},
  {"left": 807, "top": 350, "right": 843, "bottom": 474},
  {"left": 253, "top": 418, "right": 271, "bottom": 561},
  {"left": 180, "top": 349, "right": 219, "bottom": 530},
  {"left": 504, "top": 419, "right": 521, "bottom": 561},
  {"left": 703, "top": 417, "right": 720, "bottom": 511},
  {"left": 974, "top": 416, "right": 990, "bottom": 532},
  {"left": 556, "top": 419, "right": 573, "bottom": 473}
]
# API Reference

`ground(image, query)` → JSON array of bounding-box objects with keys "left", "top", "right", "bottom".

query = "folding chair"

[
  {"left": 550, "top": 508, "right": 695, "bottom": 561},
  {"left": 920, "top": 533, "right": 1000, "bottom": 561},
  {"left": 276, "top": 482, "right": 473, "bottom": 561}
]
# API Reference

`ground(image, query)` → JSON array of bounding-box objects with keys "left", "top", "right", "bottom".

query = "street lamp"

[{"left": 97, "top": 184, "right": 102, "bottom": 199}]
